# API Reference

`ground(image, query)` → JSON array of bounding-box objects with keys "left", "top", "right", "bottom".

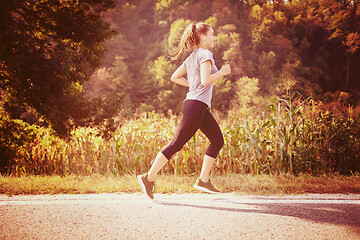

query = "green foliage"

[
  {"left": 2, "top": 0, "right": 360, "bottom": 135},
  {"left": 294, "top": 110, "right": 360, "bottom": 175},
  {"left": 230, "top": 76, "right": 265, "bottom": 117},
  {"left": 0, "top": 111, "right": 38, "bottom": 173},
  {"left": 168, "top": 19, "right": 192, "bottom": 50},
  {"left": 212, "top": 77, "right": 234, "bottom": 112},
  {"left": 5, "top": 99, "right": 360, "bottom": 176},
  {"left": 1, "top": 0, "right": 360, "bottom": 176},
  {"left": 148, "top": 56, "right": 186, "bottom": 112},
  {"left": 0, "top": 0, "right": 116, "bottom": 135},
  {"left": 98, "top": 0, "right": 360, "bottom": 116}
]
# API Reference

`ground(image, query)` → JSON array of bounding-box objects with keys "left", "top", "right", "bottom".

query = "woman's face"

[{"left": 202, "top": 27, "right": 216, "bottom": 49}]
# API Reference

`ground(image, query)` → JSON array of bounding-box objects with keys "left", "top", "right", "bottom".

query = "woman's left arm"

[
  {"left": 200, "top": 61, "right": 230, "bottom": 87},
  {"left": 171, "top": 64, "right": 189, "bottom": 87}
]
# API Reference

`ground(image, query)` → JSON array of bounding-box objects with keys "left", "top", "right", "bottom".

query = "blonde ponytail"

[{"left": 170, "top": 22, "right": 211, "bottom": 60}]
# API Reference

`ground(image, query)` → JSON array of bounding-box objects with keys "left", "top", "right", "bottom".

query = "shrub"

[
  {"left": 294, "top": 112, "right": 360, "bottom": 175},
  {"left": 0, "top": 112, "right": 38, "bottom": 174}
]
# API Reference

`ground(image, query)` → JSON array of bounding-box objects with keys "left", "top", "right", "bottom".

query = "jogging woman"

[{"left": 138, "top": 22, "right": 231, "bottom": 199}]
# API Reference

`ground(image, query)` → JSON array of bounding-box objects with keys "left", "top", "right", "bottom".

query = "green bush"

[
  {"left": 324, "top": 117, "right": 360, "bottom": 174},
  {"left": 0, "top": 112, "right": 38, "bottom": 174},
  {"left": 294, "top": 113, "right": 360, "bottom": 175}
]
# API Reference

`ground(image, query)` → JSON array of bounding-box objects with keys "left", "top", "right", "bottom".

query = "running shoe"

[
  {"left": 137, "top": 173, "right": 155, "bottom": 199},
  {"left": 193, "top": 178, "right": 220, "bottom": 194}
]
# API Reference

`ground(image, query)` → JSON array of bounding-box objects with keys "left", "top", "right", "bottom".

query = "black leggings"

[{"left": 161, "top": 100, "right": 224, "bottom": 160}]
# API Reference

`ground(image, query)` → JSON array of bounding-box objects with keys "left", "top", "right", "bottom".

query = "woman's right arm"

[{"left": 171, "top": 64, "right": 189, "bottom": 87}]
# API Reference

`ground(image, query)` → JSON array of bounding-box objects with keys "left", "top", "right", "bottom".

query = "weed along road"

[{"left": 1, "top": 193, "right": 360, "bottom": 240}]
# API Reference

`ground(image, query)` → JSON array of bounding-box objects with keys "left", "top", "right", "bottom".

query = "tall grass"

[
  {"left": 220, "top": 96, "right": 310, "bottom": 175},
  {"left": 7, "top": 96, "right": 360, "bottom": 176}
]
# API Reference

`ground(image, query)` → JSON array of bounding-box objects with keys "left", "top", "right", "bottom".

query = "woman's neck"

[{"left": 197, "top": 42, "right": 208, "bottom": 50}]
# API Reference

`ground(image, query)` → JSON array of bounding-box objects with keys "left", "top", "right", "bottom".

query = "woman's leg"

[
  {"left": 147, "top": 100, "right": 208, "bottom": 181},
  {"left": 198, "top": 110, "right": 224, "bottom": 181},
  {"left": 147, "top": 152, "right": 168, "bottom": 182},
  {"left": 199, "top": 155, "right": 216, "bottom": 182},
  {"left": 161, "top": 100, "right": 208, "bottom": 160}
]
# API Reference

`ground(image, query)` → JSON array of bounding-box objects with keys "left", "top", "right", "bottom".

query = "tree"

[
  {"left": 96, "top": 0, "right": 360, "bottom": 115},
  {"left": 148, "top": 56, "right": 185, "bottom": 112},
  {"left": 0, "top": 0, "right": 116, "bottom": 135},
  {"left": 324, "top": 0, "right": 360, "bottom": 90},
  {"left": 343, "top": 32, "right": 360, "bottom": 90}
]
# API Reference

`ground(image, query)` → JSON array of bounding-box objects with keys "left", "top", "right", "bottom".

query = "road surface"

[{"left": 1, "top": 193, "right": 360, "bottom": 239}]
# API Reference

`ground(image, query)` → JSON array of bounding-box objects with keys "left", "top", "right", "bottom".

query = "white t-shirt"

[{"left": 183, "top": 48, "right": 218, "bottom": 107}]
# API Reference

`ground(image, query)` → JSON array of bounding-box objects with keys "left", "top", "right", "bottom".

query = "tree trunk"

[{"left": 345, "top": 54, "right": 350, "bottom": 91}]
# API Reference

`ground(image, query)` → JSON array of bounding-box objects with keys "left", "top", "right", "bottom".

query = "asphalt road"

[{"left": 1, "top": 193, "right": 360, "bottom": 239}]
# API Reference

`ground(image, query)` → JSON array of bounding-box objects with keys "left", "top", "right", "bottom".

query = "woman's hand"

[{"left": 220, "top": 64, "right": 231, "bottom": 76}]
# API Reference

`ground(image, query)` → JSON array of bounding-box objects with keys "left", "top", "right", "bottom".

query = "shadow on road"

[{"left": 154, "top": 197, "right": 360, "bottom": 234}]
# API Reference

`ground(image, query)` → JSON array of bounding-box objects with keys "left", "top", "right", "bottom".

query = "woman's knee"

[
  {"left": 161, "top": 141, "right": 184, "bottom": 160},
  {"left": 215, "top": 134, "right": 224, "bottom": 150},
  {"left": 206, "top": 137, "right": 224, "bottom": 158}
]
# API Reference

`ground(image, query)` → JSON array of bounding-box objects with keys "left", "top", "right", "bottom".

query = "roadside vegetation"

[
  {"left": 1, "top": 173, "right": 359, "bottom": 196},
  {"left": 1, "top": 0, "right": 360, "bottom": 196},
  {"left": 2, "top": 95, "right": 359, "bottom": 177},
  {"left": 1, "top": 95, "right": 360, "bottom": 196}
]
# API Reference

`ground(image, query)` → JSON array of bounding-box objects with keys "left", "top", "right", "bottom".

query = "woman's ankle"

[{"left": 147, "top": 172, "right": 155, "bottom": 182}]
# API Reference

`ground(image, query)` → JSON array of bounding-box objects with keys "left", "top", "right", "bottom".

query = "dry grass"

[{"left": 1, "top": 174, "right": 359, "bottom": 196}]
